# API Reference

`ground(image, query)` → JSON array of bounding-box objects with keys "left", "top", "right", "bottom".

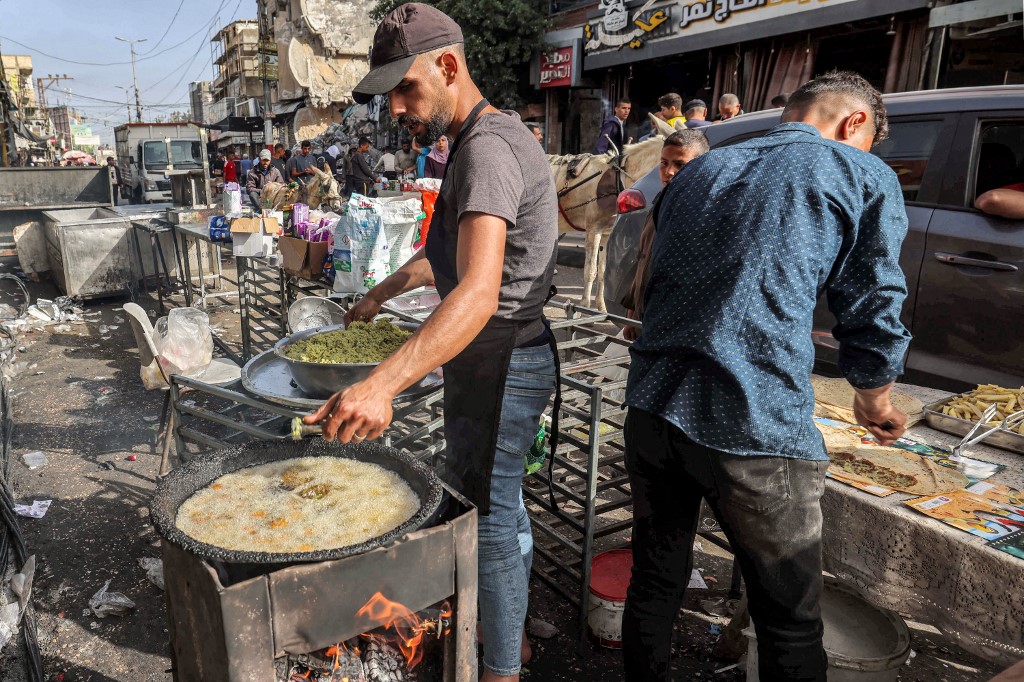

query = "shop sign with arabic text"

[
  {"left": 584, "top": 0, "right": 855, "bottom": 54},
  {"left": 539, "top": 46, "right": 577, "bottom": 88}
]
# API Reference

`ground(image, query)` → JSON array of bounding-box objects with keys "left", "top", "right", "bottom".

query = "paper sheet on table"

[
  {"left": 14, "top": 500, "right": 51, "bottom": 518},
  {"left": 906, "top": 490, "right": 1024, "bottom": 541}
]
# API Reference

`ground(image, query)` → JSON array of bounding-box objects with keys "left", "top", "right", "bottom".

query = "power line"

[
  {"left": 137, "top": 0, "right": 187, "bottom": 56},
  {"left": 0, "top": 0, "right": 229, "bottom": 67}
]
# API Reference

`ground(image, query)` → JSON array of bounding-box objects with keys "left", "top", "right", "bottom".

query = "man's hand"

[
  {"left": 304, "top": 378, "right": 394, "bottom": 443},
  {"left": 344, "top": 294, "right": 383, "bottom": 327},
  {"left": 853, "top": 383, "right": 907, "bottom": 445}
]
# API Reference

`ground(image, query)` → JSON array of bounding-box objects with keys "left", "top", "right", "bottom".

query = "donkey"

[{"left": 548, "top": 114, "right": 675, "bottom": 310}]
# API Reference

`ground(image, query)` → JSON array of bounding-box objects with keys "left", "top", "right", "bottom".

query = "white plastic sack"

[
  {"left": 154, "top": 307, "right": 213, "bottom": 378},
  {"left": 333, "top": 195, "right": 423, "bottom": 294},
  {"left": 222, "top": 184, "right": 243, "bottom": 217}
]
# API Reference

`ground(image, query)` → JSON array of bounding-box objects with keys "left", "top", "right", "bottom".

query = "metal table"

[
  {"left": 128, "top": 216, "right": 184, "bottom": 313},
  {"left": 170, "top": 222, "right": 238, "bottom": 309}
]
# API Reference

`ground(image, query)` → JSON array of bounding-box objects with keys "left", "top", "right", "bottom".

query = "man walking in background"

[
  {"left": 373, "top": 145, "right": 398, "bottom": 180},
  {"left": 716, "top": 93, "right": 743, "bottom": 120},
  {"left": 595, "top": 98, "right": 631, "bottom": 154},
  {"left": 271, "top": 142, "right": 288, "bottom": 177},
  {"left": 623, "top": 71, "right": 913, "bottom": 682},
  {"left": 106, "top": 156, "right": 124, "bottom": 205},
  {"left": 287, "top": 140, "right": 316, "bottom": 188},
  {"left": 682, "top": 99, "right": 712, "bottom": 128},
  {"left": 350, "top": 137, "right": 375, "bottom": 196}
]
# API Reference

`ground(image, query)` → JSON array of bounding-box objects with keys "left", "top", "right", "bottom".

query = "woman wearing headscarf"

[{"left": 423, "top": 135, "right": 449, "bottom": 179}]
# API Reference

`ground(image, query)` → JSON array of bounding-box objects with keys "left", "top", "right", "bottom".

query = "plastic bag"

[
  {"left": 222, "top": 184, "right": 242, "bottom": 217},
  {"left": 154, "top": 308, "right": 213, "bottom": 378},
  {"left": 89, "top": 579, "right": 135, "bottom": 618},
  {"left": 416, "top": 189, "right": 438, "bottom": 249},
  {"left": 333, "top": 194, "right": 423, "bottom": 294}
]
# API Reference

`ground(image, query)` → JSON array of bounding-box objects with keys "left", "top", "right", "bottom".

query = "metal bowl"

[
  {"left": 273, "top": 321, "right": 419, "bottom": 398},
  {"left": 150, "top": 438, "right": 445, "bottom": 565},
  {"left": 288, "top": 296, "right": 346, "bottom": 334}
]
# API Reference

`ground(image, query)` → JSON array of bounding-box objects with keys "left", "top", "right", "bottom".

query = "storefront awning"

[{"left": 582, "top": 0, "right": 932, "bottom": 71}]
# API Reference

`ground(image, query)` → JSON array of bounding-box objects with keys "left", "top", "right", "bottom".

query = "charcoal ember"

[
  {"left": 331, "top": 646, "right": 368, "bottom": 682},
  {"left": 363, "top": 640, "right": 407, "bottom": 682}
]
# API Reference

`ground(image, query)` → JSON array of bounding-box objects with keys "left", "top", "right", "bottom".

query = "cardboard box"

[
  {"left": 262, "top": 217, "right": 281, "bottom": 235},
  {"left": 229, "top": 216, "right": 263, "bottom": 234},
  {"left": 278, "top": 236, "right": 329, "bottom": 281},
  {"left": 233, "top": 233, "right": 274, "bottom": 258}
]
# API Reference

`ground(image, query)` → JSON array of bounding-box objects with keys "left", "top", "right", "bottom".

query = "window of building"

[
  {"left": 871, "top": 119, "right": 944, "bottom": 202},
  {"left": 974, "top": 122, "right": 1024, "bottom": 201}
]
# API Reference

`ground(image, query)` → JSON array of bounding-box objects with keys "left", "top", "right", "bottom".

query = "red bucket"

[{"left": 588, "top": 548, "right": 633, "bottom": 648}]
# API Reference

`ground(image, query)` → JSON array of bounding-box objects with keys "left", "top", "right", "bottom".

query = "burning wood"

[{"left": 276, "top": 595, "right": 453, "bottom": 682}]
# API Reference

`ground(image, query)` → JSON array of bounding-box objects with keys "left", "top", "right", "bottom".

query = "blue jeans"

[{"left": 479, "top": 344, "right": 556, "bottom": 677}]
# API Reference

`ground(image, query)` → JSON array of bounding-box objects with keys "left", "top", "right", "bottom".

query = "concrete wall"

[{"left": 0, "top": 167, "right": 112, "bottom": 210}]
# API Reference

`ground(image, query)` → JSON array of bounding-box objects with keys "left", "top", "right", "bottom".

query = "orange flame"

[{"left": 355, "top": 592, "right": 452, "bottom": 671}]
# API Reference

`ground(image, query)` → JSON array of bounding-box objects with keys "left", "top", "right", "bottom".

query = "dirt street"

[{"left": 0, "top": 258, "right": 1009, "bottom": 682}]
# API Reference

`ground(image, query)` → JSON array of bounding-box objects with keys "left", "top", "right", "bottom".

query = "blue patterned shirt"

[{"left": 626, "top": 122, "right": 913, "bottom": 461}]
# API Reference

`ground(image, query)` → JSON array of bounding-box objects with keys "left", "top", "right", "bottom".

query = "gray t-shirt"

[
  {"left": 435, "top": 111, "right": 557, "bottom": 321},
  {"left": 286, "top": 153, "right": 315, "bottom": 184}
]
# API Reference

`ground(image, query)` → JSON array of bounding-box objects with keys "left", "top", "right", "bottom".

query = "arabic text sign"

[
  {"left": 539, "top": 46, "right": 576, "bottom": 88},
  {"left": 679, "top": 0, "right": 857, "bottom": 34},
  {"left": 585, "top": 0, "right": 858, "bottom": 54}
]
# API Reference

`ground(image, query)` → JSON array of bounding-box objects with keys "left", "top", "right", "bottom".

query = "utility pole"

[
  {"left": 258, "top": 1, "right": 275, "bottom": 152},
  {"left": 116, "top": 36, "right": 147, "bottom": 123},
  {"left": 115, "top": 86, "right": 132, "bottom": 123}
]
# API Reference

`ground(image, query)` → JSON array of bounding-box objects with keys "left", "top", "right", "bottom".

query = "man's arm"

[
  {"left": 354, "top": 154, "right": 373, "bottom": 180},
  {"left": 826, "top": 171, "right": 913, "bottom": 444},
  {"left": 244, "top": 170, "right": 258, "bottom": 193},
  {"left": 344, "top": 248, "right": 434, "bottom": 326},
  {"left": 975, "top": 188, "right": 1024, "bottom": 220},
  {"left": 309, "top": 212, "right": 506, "bottom": 441}
]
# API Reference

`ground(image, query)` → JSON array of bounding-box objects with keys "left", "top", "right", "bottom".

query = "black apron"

[{"left": 425, "top": 100, "right": 560, "bottom": 515}]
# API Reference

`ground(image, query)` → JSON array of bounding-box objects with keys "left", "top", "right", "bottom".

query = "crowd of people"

[
  {"left": 594, "top": 90, "right": 782, "bottom": 153},
  {"left": 221, "top": 131, "right": 460, "bottom": 210}
]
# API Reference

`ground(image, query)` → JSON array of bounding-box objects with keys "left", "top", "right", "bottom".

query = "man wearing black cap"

[
  {"left": 688, "top": 100, "right": 712, "bottom": 128},
  {"left": 305, "top": 5, "right": 558, "bottom": 681},
  {"left": 683, "top": 99, "right": 712, "bottom": 128}
]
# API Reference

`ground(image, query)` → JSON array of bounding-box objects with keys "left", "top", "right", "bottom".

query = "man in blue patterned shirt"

[{"left": 622, "top": 71, "right": 914, "bottom": 682}]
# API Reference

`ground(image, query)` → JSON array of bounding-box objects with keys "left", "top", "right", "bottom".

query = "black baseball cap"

[
  {"left": 353, "top": 3, "right": 464, "bottom": 105},
  {"left": 684, "top": 99, "right": 707, "bottom": 111}
]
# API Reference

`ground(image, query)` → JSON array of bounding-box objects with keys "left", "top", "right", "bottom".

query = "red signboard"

[{"left": 539, "top": 46, "right": 575, "bottom": 89}]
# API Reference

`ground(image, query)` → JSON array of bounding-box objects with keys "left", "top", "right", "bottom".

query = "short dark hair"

[
  {"left": 300, "top": 140, "right": 312, "bottom": 148},
  {"left": 771, "top": 93, "right": 790, "bottom": 107},
  {"left": 785, "top": 70, "right": 887, "bottom": 145},
  {"left": 663, "top": 130, "right": 710, "bottom": 156},
  {"left": 274, "top": 143, "right": 285, "bottom": 152},
  {"left": 615, "top": 98, "right": 631, "bottom": 107},
  {"left": 658, "top": 93, "right": 682, "bottom": 110},
  {"left": 358, "top": 137, "right": 371, "bottom": 146},
  {"left": 401, "top": 139, "right": 411, "bottom": 146}
]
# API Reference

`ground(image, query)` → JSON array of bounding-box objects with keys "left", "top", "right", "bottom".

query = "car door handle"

[{"left": 934, "top": 252, "right": 1018, "bottom": 272}]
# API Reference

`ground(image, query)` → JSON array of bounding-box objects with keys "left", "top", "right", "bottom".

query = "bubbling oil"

[{"left": 175, "top": 457, "right": 420, "bottom": 553}]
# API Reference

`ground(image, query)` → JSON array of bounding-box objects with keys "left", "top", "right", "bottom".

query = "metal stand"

[
  {"left": 236, "top": 256, "right": 288, "bottom": 362},
  {"left": 128, "top": 217, "right": 185, "bottom": 313},
  {"left": 524, "top": 303, "right": 742, "bottom": 654},
  {"left": 168, "top": 374, "right": 445, "bottom": 467}
]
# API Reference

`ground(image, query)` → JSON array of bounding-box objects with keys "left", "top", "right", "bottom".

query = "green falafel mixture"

[{"left": 284, "top": 320, "right": 413, "bottom": 364}]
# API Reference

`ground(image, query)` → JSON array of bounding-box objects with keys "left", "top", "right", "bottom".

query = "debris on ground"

[
  {"left": 88, "top": 580, "right": 135, "bottom": 618},
  {"left": 527, "top": 617, "right": 559, "bottom": 640},
  {"left": 137, "top": 558, "right": 165, "bottom": 591},
  {"left": 20, "top": 451, "right": 47, "bottom": 469},
  {"left": 13, "top": 500, "right": 51, "bottom": 518}
]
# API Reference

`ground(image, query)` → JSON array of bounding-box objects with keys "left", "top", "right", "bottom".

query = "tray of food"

[{"left": 925, "top": 384, "right": 1024, "bottom": 455}]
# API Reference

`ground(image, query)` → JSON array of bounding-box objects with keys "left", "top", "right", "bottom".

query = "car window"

[
  {"left": 974, "top": 122, "right": 1024, "bottom": 200},
  {"left": 871, "top": 120, "right": 944, "bottom": 202}
]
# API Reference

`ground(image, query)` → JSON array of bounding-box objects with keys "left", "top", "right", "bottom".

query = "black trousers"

[{"left": 623, "top": 407, "right": 829, "bottom": 682}]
